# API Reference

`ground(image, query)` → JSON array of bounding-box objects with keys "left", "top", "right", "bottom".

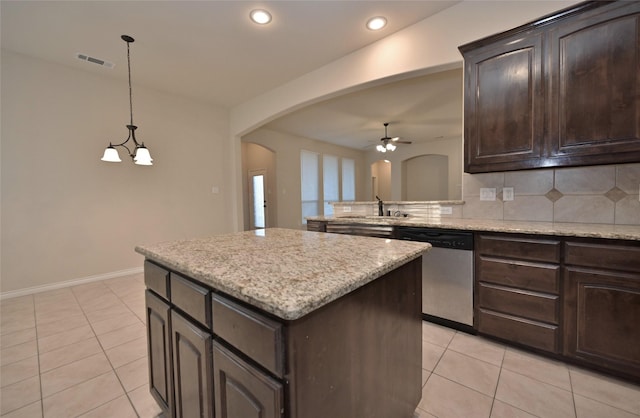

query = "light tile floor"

[{"left": 1, "top": 272, "right": 639, "bottom": 417}]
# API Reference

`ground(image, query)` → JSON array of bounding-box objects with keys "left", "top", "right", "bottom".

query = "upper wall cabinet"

[{"left": 460, "top": 1, "right": 640, "bottom": 173}]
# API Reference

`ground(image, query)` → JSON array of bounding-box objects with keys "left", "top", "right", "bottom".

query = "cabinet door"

[
  {"left": 172, "top": 311, "right": 214, "bottom": 418},
  {"left": 462, "top": 32, "right": 544, "bottom": 173},
  {"left": 564, "top": 267, "right": 640, "bottom": 379},
  {"left": 547, "top": 2, "right": 640, "bottom": 165},
  {"left": 213, "top": 341, "right": 283, "bottom": 418},
  {"left": 145, "top": 290, "right": 173, "bottom": 415}
]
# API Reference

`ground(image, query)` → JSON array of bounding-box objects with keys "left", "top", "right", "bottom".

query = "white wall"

[
  {"left": 242, "top": 128, "right": 368, "bottom": 230},
  {"left": 1, "top": 50, "right": 232, "bottom": 295},
  {"left": 403, "top": 155, "right": 449, "bottom": 201}
]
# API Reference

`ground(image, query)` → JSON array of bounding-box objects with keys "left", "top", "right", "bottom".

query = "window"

[
  {"left": 323, "top": 155, "right": 339, "bottom": 216},
  {"left": 301, "top": 152, "right": 357, "bottom": 223},
  {"left": 342, "top": 158, "right": 355, "bottom": 201},
  {"left": 300, "top": 150, "right": 319, "bottom": 223}
]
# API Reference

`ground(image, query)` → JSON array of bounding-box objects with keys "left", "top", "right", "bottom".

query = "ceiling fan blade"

[{"left": 395, "top": 140, "right": 412, "bottom": 144}]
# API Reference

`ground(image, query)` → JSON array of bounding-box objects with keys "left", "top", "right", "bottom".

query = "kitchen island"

[{"left": 136, "top": 228, "right": 430, "bottom": 418}]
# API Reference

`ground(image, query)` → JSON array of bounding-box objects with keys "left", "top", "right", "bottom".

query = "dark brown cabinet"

[
  {"left": 213, "top": 341, "right": 283, "bottom": 418},
  {"left": 547, "top": 2, "right": 640, "bottom": 165},
  {"left": 145, "top": 290, "right": 173, "bottom": 414},
  {"left": 171, "top": 311, "right": 214, "bottom": 418},
  {"left": 475, "top": 232, "right": 640, "bottom": 381},
  {"left": 305, "top": 220, "right": 326, "bottom": 232},
  {"left": 461, "top": 32, "right": 545, "bottom": 172},
  {"left": 475, "top": 234, "right": 562, "bottom": 353},
  {"left": 563, "top": 239, "right": 640, "bottom": 380},
  {"left": 144, "top": 256, "right": 422, "bottom": 417},
  {"left": 144, "top": 263, "right": 214, "bottom": 418},
  {"left": 460, "top": 1, "right": 640, "bottom": 173},
  {"left": 325, "top": 223, "right": 394, "bottom": 238}
]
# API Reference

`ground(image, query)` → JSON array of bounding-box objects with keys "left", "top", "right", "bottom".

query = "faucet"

[{"left": 375, "top": 195, "right": 384, "bottom": 216}]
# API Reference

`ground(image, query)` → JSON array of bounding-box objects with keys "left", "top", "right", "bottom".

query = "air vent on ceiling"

[{"left": 76, "top": 53, "right": 114, "bottom": 69}]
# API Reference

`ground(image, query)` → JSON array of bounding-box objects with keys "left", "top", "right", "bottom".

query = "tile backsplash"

[{"left": 462, "top": 163, "right": 640, "bottom": 225}]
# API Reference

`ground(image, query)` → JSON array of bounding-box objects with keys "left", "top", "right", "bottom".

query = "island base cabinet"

[
  {"left": 564, "top": 267, "right": 640, "bottom": 380},
  {"left": 145, "top": 290, "right": 173, "bottom": 415},
  {"left": 171, "top": 311, "right": 214, "bottom": 418},
  {"left": 285, "top": 258, "right": 422, "bottom": 418},
  {"left": 144, "top": 256, "right": 423, "bottom": 418},
  {"left": 213, "top": 341, "right": 283, "bottom": 418}
]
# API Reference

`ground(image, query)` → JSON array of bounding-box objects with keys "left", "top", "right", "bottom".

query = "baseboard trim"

[{"left": 0, "top": 267, "right": 144, "bottom": 300}]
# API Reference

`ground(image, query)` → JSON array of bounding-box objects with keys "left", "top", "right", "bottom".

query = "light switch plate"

[
  {"left": 440, "top": 206, "right": 453, "bottom": 215},
  {"left": 480, "top": 188, "right": 497, "bottom": 201},
  {"left": 503, "top": 187, "right": 514, "bottom": 201}
]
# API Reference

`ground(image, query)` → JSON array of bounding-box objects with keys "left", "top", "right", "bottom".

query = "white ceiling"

[
  {"left": 1, "top": 1, "right": 463, "bottom": 149},
  {"left": 262, "top": 67, "right": 463, "bottom": 150}
]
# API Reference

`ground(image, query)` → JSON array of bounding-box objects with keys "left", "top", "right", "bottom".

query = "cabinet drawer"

[
  {"left": 477, "top": 257, "right": 560, "bottom": 294},
  {"left": 212, "top": 294, "right": 284, "bottom": 377},
  {"left": 565, "top": 241, "right": 640, "bottom": 273},
  {"left": 477, "top": 234, "right": 560, "bottom": 263},
  {"left": 326, "top": 223, "right": 394, "bottom": 238},
  {"left": 478, "top": 283, "right": 559, "bottom": 324},
  {"left": 477, "top": 308, "right": 560, "bottom": 353},
  {"left": 170, "top": 273, "right": 211, "bottom": 329},
  {"left": 145, "top": 261, "right": 170, "bottom": 300},
  {"left": 306, "top": 220, "right": 326, "bottom": 232}
]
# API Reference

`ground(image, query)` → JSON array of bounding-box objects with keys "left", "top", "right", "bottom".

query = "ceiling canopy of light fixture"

[
  {"left": 101, "top": 35, "right": 153, "bottom": 166},
  {"left": 375, "top": 122, "right": 412, "bottom": 153}
]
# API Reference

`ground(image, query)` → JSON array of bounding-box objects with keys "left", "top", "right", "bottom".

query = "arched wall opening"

[{"left": 241, "top": 142, "right": 277, "bottom": 230}]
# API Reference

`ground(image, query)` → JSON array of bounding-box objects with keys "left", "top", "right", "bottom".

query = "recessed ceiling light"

[
  {"left": 250, "top": 9, "right": 272, "bottom": 25},
  {"left": 366, "top": 16, "right": 387, "bottom": 31}
]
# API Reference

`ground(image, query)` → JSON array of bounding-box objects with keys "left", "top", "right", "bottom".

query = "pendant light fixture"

[{"left": 101, "top": 35, "right": 153, "bottom": 166}]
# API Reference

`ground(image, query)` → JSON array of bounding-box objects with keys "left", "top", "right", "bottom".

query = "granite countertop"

[
  {"left": 307, "top": 216, "right": 640, "bottom": 241},
  {"left": 135, "top": 228, "right": 430, "bottom": 321}
]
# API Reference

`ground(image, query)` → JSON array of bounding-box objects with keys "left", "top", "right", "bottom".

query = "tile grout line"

[
  {"left": 63, "top": 281, "right": 141, "bottom": 417},
  {"left": 27, "top": 293, "right": 45, "bottom": 418},
  {"left": 486, "top": 347, "right": 505, "bottom": 418}
]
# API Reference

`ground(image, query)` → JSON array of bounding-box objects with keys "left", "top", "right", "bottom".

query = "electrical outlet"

[
  {"left": 480, "top": 188, "right": 497, "bottom": 201},
  {"left": 211, "top": 186, "right": 219, "bottom": 194},
  {"left": 503, "top": 187, "right": 514, "bottom": 201},
  {"left": 343, "top": 206, "right": 352, "bottom": 213}
]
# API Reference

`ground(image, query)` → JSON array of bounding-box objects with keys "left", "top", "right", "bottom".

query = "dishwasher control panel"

[{"left": 396, "top": 227, "right": 474, "bottom": 250}]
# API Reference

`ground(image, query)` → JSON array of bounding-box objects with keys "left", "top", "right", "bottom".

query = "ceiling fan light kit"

[{"left": 376, "top": 122, "right": 410, "bottom": 152}]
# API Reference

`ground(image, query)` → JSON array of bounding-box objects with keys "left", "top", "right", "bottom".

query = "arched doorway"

[
  {"left": 370, "top": 160, "right": 391, "bottom": 201},
  {"left": 242, "top": 142, "right": 276, "bottom": 230}
]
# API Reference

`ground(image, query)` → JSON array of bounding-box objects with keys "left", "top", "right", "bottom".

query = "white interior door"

[{"left": 249, "top": 169, "right": 267, "bottom": 229}]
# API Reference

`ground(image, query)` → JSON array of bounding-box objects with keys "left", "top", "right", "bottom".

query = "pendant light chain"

[{"left": 126, "top": 40, "right": 134, "bottom": 126}]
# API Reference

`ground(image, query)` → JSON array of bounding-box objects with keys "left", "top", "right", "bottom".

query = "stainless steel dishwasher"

[{"left": 397, "top": 227, "right": 474, "bottom": 332}]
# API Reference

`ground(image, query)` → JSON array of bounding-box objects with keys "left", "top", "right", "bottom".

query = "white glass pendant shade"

[
  {"left": 101, "top": 145, "right": 122, "bottom": 162},
  {"left": 376, "top": 144, "right": 386, "bottom": 153},
  {"left": 386, "top": 143, "right": 396, "bottom": 151},
  {"left": 134, "top": 145, "right": 153, "bottom": 166}
]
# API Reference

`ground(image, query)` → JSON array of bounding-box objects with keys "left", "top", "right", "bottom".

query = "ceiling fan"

[{"left": 376, "top": 122, "right": 412, "bottom": 152}]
